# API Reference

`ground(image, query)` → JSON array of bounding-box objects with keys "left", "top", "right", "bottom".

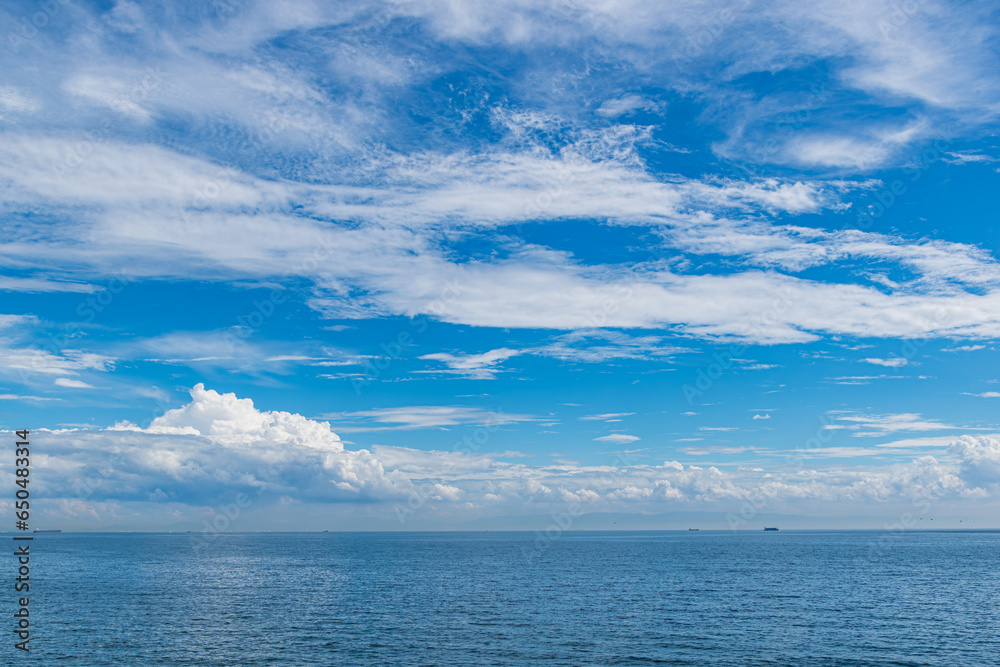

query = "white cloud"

[
  {"left": 949, "top": 436, "right": 1000, "bottom": 490},
  {"left": 875, "top": 435, "right": 978, "bottom": 450},
  {"left": 130, "top": 332, "right": 367, "bottom": 376},
  {"left": 0, "top": 86, "right": 38, "bottom": 117},
  {"left": 322, "top": 406, "right": 536, "bottom": 432},
  {"left": 54, "top": 378, "right": 96, "bottom": 389},
  {"left": 580, "top": 413, "right": 635, "bottom": 421},
  {"left": 595, "top": 94, "right": 663, "bottom": 118},
  {"left": 862, "top": 357, "right": 910, "bottom": 367},
  {"left": 418, "top": 331, "right": 683, "bottom": 378},
  {"left": 752, "top": 414, "right": 771, "bottom": 420},
  {"left": 964, "top": 392, "right": 1000, "bottom": 399},
  {"left": 829, "top": 374, "right": 905, "bottom": 385},
  {"left": 3, "top": 385, "right": 998, "bottom": 527},
  {"left": 593, "top": 434, "right": 640, "bottom": 444},
  {"left": 0, "top": 394, "right": 62, "bottom": 402},
  {"left": 417, "top": 348, "right": 521, "bottom": 379},
  {"left": 0, "top": 345, "right": 114, "bottom": 379},
  {"left": 943, "top": 345, "right": 986, "bottom": 352},
  {"left": 531, "top": 331, "right": 682, "bottom": 363},
  {"left": 0, "top": 2, "right": 998, "bottom": 528},
  {"left": 681, "top": 445, "right": 754, "bottom": 455},
  {"left": 2, "top": 121, "right": 999, "bottom": 347},
  {"left": 833, "top": 412, "right": 963, "bottom": 437},
  {"left": 104, "top": 383, "right": 413, "bottom": 499},
  {"left": 943, "top": 151, "right": 999, "bottom": 165},
  {"left": 781, "top": 132, "right": 902, "bottom": 170},
  {"left": 369, "top": 444, "right": 528, "bottom": 478},
  {"left": 0, "top": 277, "right": 96, "bottom": 293}
]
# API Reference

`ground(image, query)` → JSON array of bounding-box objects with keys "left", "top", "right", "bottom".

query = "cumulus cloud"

[
  {"left": 97, "top": 384, "right": 413, "bottom": 501},
  {"left": 949, "top": 436, "right": 1000, "bottom": 490}
]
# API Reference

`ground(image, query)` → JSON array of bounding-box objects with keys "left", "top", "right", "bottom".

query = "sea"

[{"left": 14, "top": 530, "right": 1000, "bottom": 665}]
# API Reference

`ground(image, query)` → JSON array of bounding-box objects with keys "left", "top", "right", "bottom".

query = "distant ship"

[
  {"left": 688, "top": 528, "right": 700, "bottom": 531},
  {"left": 763, "top": 527, "right": 779, "bottom": 531},
  {"left": 33, "top": 529, "right": 61, "bottom": 533}
]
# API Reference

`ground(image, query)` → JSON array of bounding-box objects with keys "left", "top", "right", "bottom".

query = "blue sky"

[{"left": 2, "top": 0, "right": 1000, "bottom": 530}]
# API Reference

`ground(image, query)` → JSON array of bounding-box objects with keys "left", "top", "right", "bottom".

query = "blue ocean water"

[{"left": 14, "top": 531, "right": 1000, "bottom": 665}]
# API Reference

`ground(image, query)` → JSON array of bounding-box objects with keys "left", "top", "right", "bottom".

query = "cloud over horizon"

[
  {"left": 1, "top": 0, "right": 999, "bottom": 529},
  {"left": 7, "top": 385, "right": 1000, "bottom": 529}
]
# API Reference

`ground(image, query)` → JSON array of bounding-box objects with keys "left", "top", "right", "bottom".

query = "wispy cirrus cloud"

[
  {"left": 54, "top": 378, "right": 97, "bottom": 389},
  {"left": 593, "top": 434, "right": 640, "bottom": 444},
  {"left": 826, "top": 412, "right": 979, "bottom": 438},
  {"left": 417, "top": 348, "right": 521, "bottom": 380},
  {"left": 321, "top": 406, "right": 538, "bottom": 432},
  {"left": 580, "top": 412, "right": 635, "bottom": 422},
  {"left": 417, "top": 331, "right": 684, "bottom": 379},
  {"left": 861, "top": 357, "right": 911, "bottom": 368}
]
